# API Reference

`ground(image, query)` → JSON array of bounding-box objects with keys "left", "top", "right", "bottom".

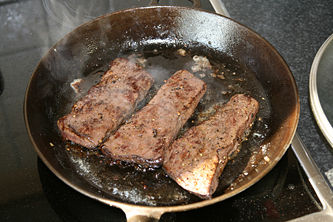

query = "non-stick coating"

[{"left": 24, "top": 6, "right": 299, "bottom": 211}]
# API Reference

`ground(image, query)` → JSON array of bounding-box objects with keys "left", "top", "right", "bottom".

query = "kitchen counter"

[{"left": 0, "top": 0, "right": 332, "bottom": 221}]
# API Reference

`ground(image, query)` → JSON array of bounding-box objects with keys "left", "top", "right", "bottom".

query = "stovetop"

[{"left": 0, "top": 0, "right": 332, "bottom": 221}]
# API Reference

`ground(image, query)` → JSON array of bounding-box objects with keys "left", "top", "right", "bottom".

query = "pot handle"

[
  {"left": 149, "top": 0, "right": 201, "bottom": 8},
  {"left": 121, "top": 206, "right": 164, "bottom": 222}
]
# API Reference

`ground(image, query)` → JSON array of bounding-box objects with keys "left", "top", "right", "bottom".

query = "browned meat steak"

[
  {"left": 163, "top": 94, "right": 259, "bottom": 198},
  {"left": 101, "top": 70, "right": 207, "bottom": 167},
  {"left": 57, "top": 58, "right": 154, "bottom": 148}
]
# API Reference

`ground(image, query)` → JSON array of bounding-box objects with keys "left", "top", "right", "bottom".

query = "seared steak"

[
  {"left": 57, "top": 58, "right": 154, "bottom": 148},
  {"left": 101, "top": 70, "right": 207, "bottom": 167},
  {"left": 163, "top": 94, "right": 259, "bottom": 198}
]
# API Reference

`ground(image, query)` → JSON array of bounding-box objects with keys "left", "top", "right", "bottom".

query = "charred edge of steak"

[
  {"left": 57, "top": 58, "right": 154, "bottom": 148},
  {"left": 163, "top": 94, "right": 259, "bottom": 199},
  {"left": 57, "top": 118, "right": 96, "bottom": 148},
  {"left": 101, "top": 70, "right": 207, "bottom": 168},
  {"left": 101, "top": 147, "right": 163, "bottom": 169}
]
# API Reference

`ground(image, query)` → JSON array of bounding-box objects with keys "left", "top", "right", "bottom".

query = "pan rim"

[{"left": 24, "top": 5, "right": 300, "bottom": 214}]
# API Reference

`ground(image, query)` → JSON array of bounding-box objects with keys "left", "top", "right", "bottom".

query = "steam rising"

[{"left": 42, "top": 0, "right": 121, "bottom": 46}]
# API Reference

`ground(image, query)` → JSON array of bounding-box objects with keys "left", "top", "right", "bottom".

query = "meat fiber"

[
  {"left": 101, "top": 70, "right": 207, "bottom": 167},
  {"left": 163, "top": 94, "right": 259, "bottom": 198},
  {"left": 57, "top": 58, "right": 154, "bottom": 148}
]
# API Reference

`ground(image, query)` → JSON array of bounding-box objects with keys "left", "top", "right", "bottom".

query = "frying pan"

[{"left": 24, "top": 6, "right": 299, "bottom": 221}]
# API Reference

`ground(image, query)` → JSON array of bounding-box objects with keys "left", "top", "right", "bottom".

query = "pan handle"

[
  {"left": 208, "top": 0, "right": 230, "bottom": 16},
  {"left": 121, "top": 206, "right": 164, "bottom": 222},
  {"left": 127, "top": 215, "right": 159, "bottom": 222},
  {"left": 149, "top": 0, "right": 201, "bottom": 8}
]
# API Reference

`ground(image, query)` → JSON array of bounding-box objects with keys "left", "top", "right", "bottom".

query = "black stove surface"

[{"left": 0, "top": 0, "right": 332, "bottom": 221}]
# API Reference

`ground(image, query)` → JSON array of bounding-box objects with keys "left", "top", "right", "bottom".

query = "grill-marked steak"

[
  {"left": 101, "top": 70, "right": 207, "bottom": 167},
  {"left": 57, "top": 58, "right": 154, "bottom": 148},
  {"left": 163, "top": 94, "right": 259, "bottom": 198}
]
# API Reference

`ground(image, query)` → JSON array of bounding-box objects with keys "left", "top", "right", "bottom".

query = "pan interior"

[
  {"left": 48, "top": 45, "right": 271, "bottom": 206},
  {"left": 25, "top": 7, "right": 298, "bottom": 208}
]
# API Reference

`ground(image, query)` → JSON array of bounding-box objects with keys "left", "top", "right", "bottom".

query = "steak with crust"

[{"left": 163, "top": 94, "right": 259, "bottom": 198}]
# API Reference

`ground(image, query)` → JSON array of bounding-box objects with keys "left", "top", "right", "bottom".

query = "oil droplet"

[{"left": 288, "top": 184, "right": 295, "bottom": 190}]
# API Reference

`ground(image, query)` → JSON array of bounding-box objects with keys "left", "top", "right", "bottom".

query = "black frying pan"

[{"left": 24, "top": 6, "right": 299, "bottom": 221}]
